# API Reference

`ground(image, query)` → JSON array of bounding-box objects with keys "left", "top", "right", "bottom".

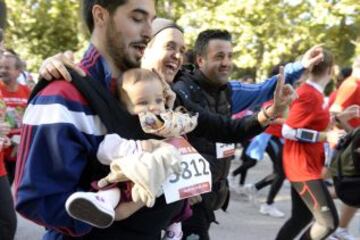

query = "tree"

[
  {"left": 156, "top": 0, "right": 224, "bottom": 21},
  {"left": 0, "top": 0, "right": 6, "bottom": 29},
  {"left": 173, "top": 0, "right": 360, "bottom": 79},
  {"left": 5, "top": 0, "right": 84, "bottom": 72},
  {"left": 3, "top": 0, "right": 360, "bottom": 76}
]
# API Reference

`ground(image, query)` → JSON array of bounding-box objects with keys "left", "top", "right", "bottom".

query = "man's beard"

[
  {"left": 105, "top": 21, "right": 141, "bottom": 71},
  {"left": 203, "top": 68, "right": 230, "bottom": 87}
]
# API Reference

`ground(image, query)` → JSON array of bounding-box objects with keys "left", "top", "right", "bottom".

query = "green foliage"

[
  {"left": 5, "top": 0, "right": 84, "bottom": 72},
  {"left": 0, "top": 1, "right": 6, "bottom": 29},
  {"left": 2, "top": 0, "right": 360, "bottom": 77},
  {"left": 173, "top": 0, "right": 360, "bottom": 79}
]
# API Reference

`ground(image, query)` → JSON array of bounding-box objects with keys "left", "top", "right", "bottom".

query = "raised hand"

[
  {"left": 260, "top": 66, "right": 297, "bottom": 124},
  {"left": 274, "top": 66, "right": 297, "bottom": 112},
  {"left": 301, "top": 44, "right": 324, "bottom": 70},
  {"left": 337, "top": 105, "right": 360, "bottom": 122},
  {"left": 332, "top": 105, "right": 360, "bottom": 132}
]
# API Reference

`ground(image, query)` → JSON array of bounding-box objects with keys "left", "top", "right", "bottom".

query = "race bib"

[
  {"left": 162, "top": 137, "right": 212, "bottom": 204},
  {"left": 216, "top": 143, "right": 235, "bottom": 158}
]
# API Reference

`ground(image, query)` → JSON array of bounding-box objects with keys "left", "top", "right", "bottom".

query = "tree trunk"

[{"left": 0, "top": 0, "right": 7, "bottom": 29}]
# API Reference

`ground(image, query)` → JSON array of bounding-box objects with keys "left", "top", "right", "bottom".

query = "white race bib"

[
  {"left": 216, "top": 143, "right": 235, "bottom": 158},
  {"left": 162, "top": 137, "right": 212, "bottom": 204}
]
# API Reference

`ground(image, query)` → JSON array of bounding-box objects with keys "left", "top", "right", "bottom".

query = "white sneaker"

[
  {"left": 333, "top": 228, "right": 356, "bottom": 240},
  {"left": 65, "top": 192, "right": 115, "bottom": 228},
  {"left": 259, "top": 203, "right": 285, "bottom": 218},
  {"left": 244, "top": 183, "right": 258, "bottom": 203},
  {"left": 163, "top": 222, "right": 183, "bottom": 240},
  {"left": 228, "top": 175, "right": 239, "bottom": 191},
  {"left": 228, "top": 176, "right": 245, "bottom": 195}
]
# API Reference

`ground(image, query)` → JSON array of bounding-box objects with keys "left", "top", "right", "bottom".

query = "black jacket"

[
  {"left": 173, "top": 70, "right": 264, "bottom": 145},
  {"left": 173, "top": 68, "right": 263, "bottom": 210}
]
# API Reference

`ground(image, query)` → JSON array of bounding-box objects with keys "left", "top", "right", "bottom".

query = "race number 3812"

[
  {"left": 169, "top": 157, "right": 210, "bottom": 183},
  {"left": 162, "top": 137, "right": 212, "bottom": 204}
]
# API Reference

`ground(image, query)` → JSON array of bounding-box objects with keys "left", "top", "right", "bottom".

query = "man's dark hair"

[
  {"left": 82, "top": 0, "right": 128, "bottom": 33},
  {"left": 194, "top": 29, "right": 232, "bottom": 57}
]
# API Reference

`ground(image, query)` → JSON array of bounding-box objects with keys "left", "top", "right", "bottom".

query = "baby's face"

[{"left": 124, "top": 79, "right": 166, "bottom": 115}]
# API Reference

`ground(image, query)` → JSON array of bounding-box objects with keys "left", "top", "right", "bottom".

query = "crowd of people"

[
  {"left": 0, "top": 27, "right": 34, "bottom": 240},
  {"left": 0, "top": 1, "right": 359, "bottom": 240}
]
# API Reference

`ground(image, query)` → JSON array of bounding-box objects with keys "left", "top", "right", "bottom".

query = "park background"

[{"left": 0, "top": 0, "right": 359, "bottom": 81}]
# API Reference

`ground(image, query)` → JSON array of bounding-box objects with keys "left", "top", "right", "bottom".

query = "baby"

[{"left": 65, "top": 68, "right": 198, "bottom": 239}]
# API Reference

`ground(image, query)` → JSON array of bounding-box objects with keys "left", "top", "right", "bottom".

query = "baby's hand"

[
  {"left": 141, "top": 113, "right": 164, "bottom": 130},
  {"left": 139, "top": 110, "right": 198, "bottom": 138},
  {"left": 97, "top": 166, "right": 128, "bottom": 188}
]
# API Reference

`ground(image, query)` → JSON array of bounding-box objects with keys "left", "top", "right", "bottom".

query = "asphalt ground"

[{"left": 15, "top": 149, "right": 360, "bottom": 240}]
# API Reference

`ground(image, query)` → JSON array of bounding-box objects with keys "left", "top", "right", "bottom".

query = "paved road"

[
  {"left": 15, "top": 151, "right": 360, "bottom": 240},
  {"left": 209, "top": 158, "right": 360, "bottom": 240}
]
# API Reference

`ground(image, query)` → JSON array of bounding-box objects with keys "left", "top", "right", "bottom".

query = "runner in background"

[
  {"left": 0, "top": 44, "right": 16, "bottom": 240},
  {"left": 328, "top": 57, "right": 360, "bottom": 240},
  {"left": 0, "top": 51, "right": 30, "bottom": 185},
  {"left": 276, "top": 49, "right": 339, "bottom": 240}
]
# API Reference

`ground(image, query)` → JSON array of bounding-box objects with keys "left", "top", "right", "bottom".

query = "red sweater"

[
  {"left": 0, "top": 84, "right": 30, "bottom": 162},
  {"left": 0, "top": 91, "right": 7, "bottom": 176},
  {"left": 283, "top": 83, "right": 330, "bottom": 181},
  {"left": 332, "top": 77, "right": 360, "bottom": 128}
]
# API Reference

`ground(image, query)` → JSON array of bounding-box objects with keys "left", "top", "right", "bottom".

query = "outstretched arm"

[
  {"left": 177, "top": 67, "right": 295, "bottom": 143},
  {"left": 231, "top": 45, "right": 323, "bottom": 113}
]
